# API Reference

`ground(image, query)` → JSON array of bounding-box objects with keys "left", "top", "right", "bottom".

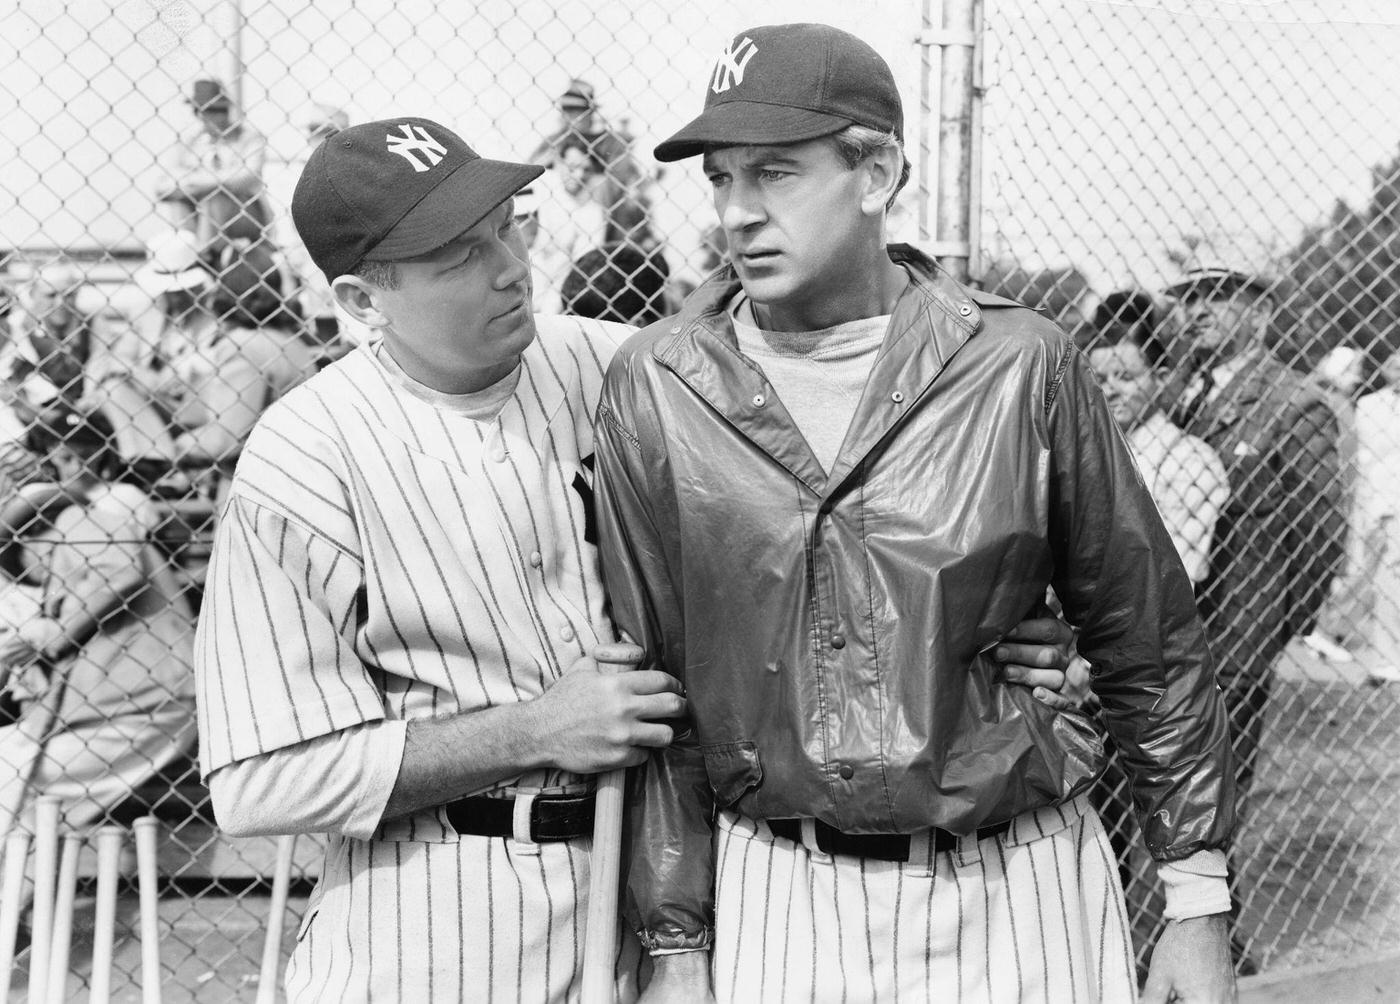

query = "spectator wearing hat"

[
  {"left": 1166, "top": 263, "right": 1343, "bottom": 969},
  {"left": 531, "top": 77, "right": 655, "bottom": 252},
  {"left": 0, "top": 403, "right": 195, "bottom": 853},
  {"left": 135, "top": 229, "right": 218, "bottom": 369},
  {"left": 151, "top": 78, "right": 273, "bottom": 256}
]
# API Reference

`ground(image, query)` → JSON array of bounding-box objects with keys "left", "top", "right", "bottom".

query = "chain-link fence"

[
  {"left": 0, "top": 0, "right": 1397, "bottom": 998},
  {"left": 980, "top": 0, "right": 1400, "bottom": 981}
]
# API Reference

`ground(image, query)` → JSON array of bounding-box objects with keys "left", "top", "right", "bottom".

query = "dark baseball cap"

[
  {"left": 654, "top": 23, "right": 903, "bottom": 163},
  {"left": 292, "top": 117, "right": 544, "bottom": 281}
]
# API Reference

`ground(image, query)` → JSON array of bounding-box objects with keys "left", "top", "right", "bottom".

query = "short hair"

[
  {"left": 831, "top": 125, "right": 911, "bottom": 211},
  {"left": 562, "top": 243, "right": 669, "bottom": 326},
  {"left": 352, "top": 259, "right": 401, "bottom": 291},
  {"left": 1090, "top": 290, "right": 1168, "bottom": 369}
]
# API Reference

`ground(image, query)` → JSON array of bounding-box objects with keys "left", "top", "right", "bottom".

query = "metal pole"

[
  {"left": 923, "top": 0, "right": 979, "bottom": 282},
  {"left": 918, "top": 0, "right": 936, "bottom": 243},
  {"left": 225, "top": 0, "right": 244, "bottom": 111}
]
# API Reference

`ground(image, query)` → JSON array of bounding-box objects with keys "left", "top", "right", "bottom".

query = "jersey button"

[
  {"left": 838, "top": 764, "right": 855, "bottom": 780},
  {"left": 560, "top": 625, "right": 576, "bottom": 642},
  {"left": 528, "top": 551, "right": 542, "bottom": 568},
  {"left": 830, "top": 633, "right": 846, "bottom": 650},
  {"left": 491, "top": 449, "right": 507, "bottom": 463}
]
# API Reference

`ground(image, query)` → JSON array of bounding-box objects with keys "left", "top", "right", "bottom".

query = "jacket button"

[
  {"left": 830, "top": 633, "right": 846, "bottom": 650},
  {"left": 753, "top": 394, "right": 766, "bottom": 407},
  {"left": 958, "top": 303, "right": 972, "bottom": 316},
  {"left": 891, "top": 391, "right": 905, "bottom": 403},
  {"left": 838, "top": 764, "right": 855, "bottom": 780}
]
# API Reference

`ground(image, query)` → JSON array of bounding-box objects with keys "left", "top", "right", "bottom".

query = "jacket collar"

[{"left": 651, "top": 244, "right": 985, "bottom": 496}]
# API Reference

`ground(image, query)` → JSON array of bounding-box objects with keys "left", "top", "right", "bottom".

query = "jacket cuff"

[{"left": 638, "top": 928, "right": 713, "bottom": 955}]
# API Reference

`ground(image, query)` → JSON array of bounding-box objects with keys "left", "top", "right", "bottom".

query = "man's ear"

[
  {"left": 859, "top": 145, "right": 903, "bottom": 217},
  {"left": 331, "top": 275, "right": 390, "bottom": 329}
]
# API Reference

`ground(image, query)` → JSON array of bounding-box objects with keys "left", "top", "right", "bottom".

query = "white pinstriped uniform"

[
  {"left": 712, "top": 795, "right": 1136, "bottom": 1003},
  {"left": 195, "top": 314, "right": 635, "bottom": 1002}
]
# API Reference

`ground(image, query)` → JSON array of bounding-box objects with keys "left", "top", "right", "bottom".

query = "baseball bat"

[
  {"left": 0, "top": 829, "right": 32, "bottom": 994},
  {"left": 580, "top": 642, "right": 645, "bottom": 1004},
  {"left": 90, "top": 825, "right": 125, "bottom": 1004},
  {"left": 28, "top": 795, "right": 61, "bottom": 1004},
  {"left": 133, "top": 817, "right": 162, "bottom": 1004},
  {"left": 255, "top": 833, "right": 297, "bottom": 1004},
  {"left": 46, "top": 833, "right": 81, "bottom": 1004}
]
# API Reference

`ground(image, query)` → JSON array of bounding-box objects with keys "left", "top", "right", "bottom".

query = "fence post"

[{"left": 919, "top": 0, "right": 982, "bottom": 283}]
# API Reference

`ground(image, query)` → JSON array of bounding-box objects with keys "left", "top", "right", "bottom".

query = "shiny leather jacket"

[{"left": 594, "top": 246, "right": 1234, "bottom": 951}]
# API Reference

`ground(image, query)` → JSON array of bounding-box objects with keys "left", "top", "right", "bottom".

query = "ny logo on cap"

[
  {"left": 711, "top": 36, "right": 758, "bottom": 94},
  {"left": 386, "top": 123, "right": 447, "bottom": 172}
]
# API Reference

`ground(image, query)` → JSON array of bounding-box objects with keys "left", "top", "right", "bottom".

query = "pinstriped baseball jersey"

[{"left": 194, "top": 313, "right": 636, "bottom": 999}]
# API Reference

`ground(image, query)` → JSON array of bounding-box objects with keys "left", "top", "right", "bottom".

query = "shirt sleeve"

[
  {"left": 208, "top": 718, "right": 408, "bottom": 840},
  {"left": 195, "top": 491, "right": 387, "bottom": 777},
  {"left": 1155, "top": 432, "right": 1228, "bottom": 585}
]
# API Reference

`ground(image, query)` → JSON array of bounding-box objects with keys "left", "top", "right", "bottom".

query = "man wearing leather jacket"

[{"left": 594, "top": 23, "right": 1236, "bottom": 1004}]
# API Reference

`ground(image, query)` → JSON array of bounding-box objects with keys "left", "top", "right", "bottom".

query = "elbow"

[
  {"left": 208, "top": 768, "right": 315, "bottom": 837},
  {"left": 208, "top": 775, "right": 268, "bottom": 837}
]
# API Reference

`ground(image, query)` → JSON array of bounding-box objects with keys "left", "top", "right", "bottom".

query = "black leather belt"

[
  {"left": 766, "top": 817, "right": 1012, "bottom": 862},
  {"left": 444, "top": 792, "right": 595, "bottom": 842}
]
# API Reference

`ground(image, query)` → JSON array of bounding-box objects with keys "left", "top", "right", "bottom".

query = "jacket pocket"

[{"left": 700, "top": 741, "right": 763, "bottom": 809}]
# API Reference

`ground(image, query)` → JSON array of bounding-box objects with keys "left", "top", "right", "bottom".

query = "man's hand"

[
  {"left": 639, "top": 950, "right": 715, "bottom": 1004},
  {"left": 1142, "top": 913, "right": 1236, "bottom": 1004},
  {"left": 993, "top": 616, "right": 1079, "bottom": 710},
  {"left": 529, "top": 649, "right": 686, "bottom": 775}
]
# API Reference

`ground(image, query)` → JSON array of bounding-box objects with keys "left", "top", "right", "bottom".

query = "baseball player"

[
  {"left": 194, "top": 115, "right": 1081, "bottom": 1001},
  {"left": 593, "top": 23, "right": 1236, "bottom": 1004},
  {"left": 192, "top": 118, "right": 688, "bottom": 1002}
]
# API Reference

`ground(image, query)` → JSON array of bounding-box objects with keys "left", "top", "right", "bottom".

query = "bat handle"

[{"left": 580, "top": 642, "right": 643, "bottom": 1004}]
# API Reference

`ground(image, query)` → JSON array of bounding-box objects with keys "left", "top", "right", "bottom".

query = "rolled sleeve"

[{"left": 195, "top": 493, "right": 385, "bottom": 777}]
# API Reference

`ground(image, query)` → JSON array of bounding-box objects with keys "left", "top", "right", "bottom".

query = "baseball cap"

[
  {"left": 654, "top": 23, "right": 903, "bottom": 162},
  {"left": 292, "top": 117, "right": 544, "bottom": 282},
  {"left": 135, "top": 231, "right": 210, "bottom": 295},
  {"left": 190, "top": 79, "right": 231, "bottom": 111},
  {"left": 558, "top": 79, "right": 597, "bottom": 111},
  {"left": 1163, "top": 264, "right": 1273, "bottom": 300}
]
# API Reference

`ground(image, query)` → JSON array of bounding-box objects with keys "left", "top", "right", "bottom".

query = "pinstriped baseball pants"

[
  {"left": 284, "top": 832, "right": 641, "bottom": 1003},
  {"left": 712, "top": 794, "right": 1136, "bottom": 1003}
]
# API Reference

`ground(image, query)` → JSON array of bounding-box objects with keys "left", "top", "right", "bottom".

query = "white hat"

[{"left": 135, "top": 231, "right": 210, "bottom": 295}]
